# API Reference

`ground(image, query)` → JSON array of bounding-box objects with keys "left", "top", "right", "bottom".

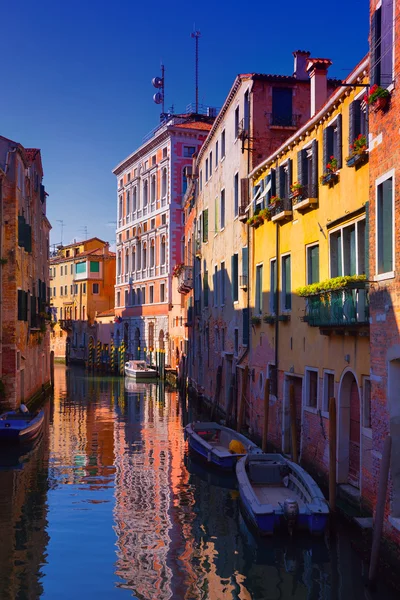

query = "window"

[
  {"left": 142, "top": 243, "right": 147, "bottom": 269},
  {"left": 363, "top": 378, "right": 372, "bottom": 428},
  {"left": 150, "top": 240, "right": 155, "bottom": 267},
  {"left": 149, "top": 285, "right": 154, "bottom": 304},
  {"left": 305, "top": 369, "right": 318, "bottom": 408},
  {"left": 371, "top": 2, "right": 393, "bottom": 87},
  {"left": 234, "top": 328, "right": 239, "bottom": 356},
  {"left": 70, "top": 264, "right": 73, "bottom": 274},
  {"left": 214, "top": 266, "right": 218, "bottom": 307},
  {"left": 60, "top": 265, "right": 63, "bottom": 276},
  {"left": 142, "top": 287, "right": 146, "bottom": 304},
  {"left": 220, "top": 190, "right": 225, "bottom": 229},
  {"left": 184, "top": 146, "right": 196, "bottom": 157},
  {"left": 117, "top": 291, "right": 120, "bottom": 307},
  {"left": 255, "top": 264, "right": 263, "bottom": 314},
  {"left": 151, "top": 175, "right": 156, "bottom": 203},
  {"left": 349, "top": 100, "right": 368, "bottom": 150},
  {"left": 152, "top": 154, "right": 156, "bottom": 166},
  {"left": 203, "top": 270, "right": 209, "bottom": 307},
  {"left": 323, "top": 116, "right": 342, "bottom": 170},
  {"left": 209, "top": 151, "right": 213, "bottom": 175},
  {"left": 119, "top": 178, "right": 123, "bottom": 188},
  {"left": 221, "top": 130, "right": 226, "bottom": 158},
  {"left": 125, "top": 250, "right": 129, "bottom": 274},
  {"left": 125, "top": 289, "right": 129, "bottom": 306},
  {"left": 64, "top": 286, "right": 67, "bottom": 295},
  {"left": 270, "top": 259, "right": 277, "bottom": 313},
  {"left": 53, "top": 287, "right": 56, "bottom": 297},
  {"left": 202, "top": 209, "right": 208, "bottom": 243},
  {"left": 234, "top": 107, "right": 239, "bottom": 138},
  {"left": 232, "top": 254, "right": 238, "bottom": 302},
  {"left": 297, "top": 140, "right": 318, "bottom": 192},
  {"left": 83, "top": 283, "right": 86, "bottom": 294},
  {"left": 161, "top": 169, "right": 167, "bottom": 198},
  {"left": 93, "top": 283, "right": 99, "bottom": 294},
  {"left": 277, "top": 162, "right": 292, "bottom": 199},
  {"left": 377, "top": 175, "right": 393, "bottom": 274},
  {"left": 215, "top": 141, "right": 219, "bottom": 165},
  {"left": 144, "top": 160, "right": 148, "bottom": 171},
  {"left": 161, "top": 213, "right": 166, "bottom": 225},
  {"left": 127, "top": 172, "right": 131, "bottom": 182},
  {"left": 272, "top": 88, "right": 293, "bottom": 126},
  {"left": 90, "top": 261, "right": 100, "bottom": 273},
  {"left": 70, "top": 284, "right": 73, "bottom": 295},
  {"left": 143, "top": 180, "right": 148, "bottom": 206},
  {"left": 160, "top": 237, "right": 166, "bottom": 265},
  {"left": 323, "top": 371, "right": 335, "bottom": 413},
  {"left": 126, "top": 190, "right": 130, "bottom": 215},
  {"left": 205, "top": 158, "right": 209, "bottom": 182},
  {"left": 220, "top": 261, "right": 226, "bottom": 305},
  {"left": 119, "top": 196, "right": 123, "bottom": 222},
  {"left": 234, "top": 173, "right": 239, "bottom": 217},
  {"left": 199, "top": 170, "right": 203, "bottom": 192},
  {"left": 307, "top": 245, "right": 319, "bottom": 284},
  {"left": 162, "top": 148, "right": 167, "bottom": 159},
  {"left": 182, "top": 169, "right": 188, "bottom": 195},
  {"left": 282, "top": 255, "right": 291, "bottom": 310},
  {"left": 76, "top": 262, "right": 86, "bottom": 274},
  {"left": 60, "top": 286, "right": 63, "bottom": 296},
  {"left": 160, "top": 283, "right": 165, "bottom": 302},
  {"left": 330, "top": 219, "right": 366, "bottom": 277}
]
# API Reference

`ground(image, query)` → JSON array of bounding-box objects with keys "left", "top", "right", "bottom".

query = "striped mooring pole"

[
  {"left": 119, "top": 340, "right": 126, "bottom": 375},
  {"left": 110, "top": 339, "right": 115, "bottom": 373},
  {"left": 88, "top": 338, "right": 94, "bottom": 370},
  {"left": 96, "top": 340, "right": 102, "bottom": 370}
]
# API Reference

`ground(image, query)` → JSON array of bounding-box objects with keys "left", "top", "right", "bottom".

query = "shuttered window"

[
  {"left": 90, "top": 261, "right": 100, "bottom": 273},
  {"left": 234, "top": 173, "right": 239, "bottom": 217},
  {"left": 270, "top": 259, "right": 277, "bottom": 314},
  {"left": 348, "top": 100, "right": 368, "bottom": 151},
  {"left": 231, "top": 254, "right": 239, "bottom": 302},
  {"left": 203, "top": 270, "right": 209, "bottom": 307},
  {"left": 220, "top": 189, "right": 225, "bottom": 229},
  {"left": 323, "top": 115, "right": 342, "bottom": 170},
  {"left": 371, "top": 1, "right": 393, "bottom": 87},
  {"left": 255, "top": 265, "right": 263, "bottom": 314},
  {"left": 377, "top": 176, "right": 393, "bottom": 274},
  {"left": 282, "top": 255, "right": 291, "bottom": 310},
  {"left": 242, "top": 308, "right": 249, "bottom": 346},
  {"left": 202, "top": 209, "right": 208, "bottom": 243},
  {"left": 307, "top": 245, "right": 319, "bottom": 284},
  {"left": 18, "top": 290, "right": 28, "bottom": 321}
]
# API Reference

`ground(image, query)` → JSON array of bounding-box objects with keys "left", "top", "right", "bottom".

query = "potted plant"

[
  {"left": 320, "top": 156, "right": 339, "bottom": 185},
  {"left": 259, "top": 207, "right": 271, "bottom": 222},
  {"left": 173, "top": 262, "right": 184, "bottom": 277},
  {"left": 365, "top": 84, "right": 390, "bottom": 111},
  {"left": 290, "top": 182, "right": 303, "bottom": 198},
  {"left": 346, "top": 134, "right": 368, "bottom": 167},
  {"left": 263, "top": 314, "right": 276, "bottom": 325},
  {"left": 251, "top": 315, "right": 262, "bottom": 326}
]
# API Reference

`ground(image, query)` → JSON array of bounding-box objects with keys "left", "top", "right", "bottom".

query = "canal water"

[{"left": 0, "top": 365, "right": 397, "bottom": 600}]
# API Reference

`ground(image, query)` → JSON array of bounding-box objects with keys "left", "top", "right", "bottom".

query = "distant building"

[
  {"left": 112, "top": 112, "right": 213, "bottom": 365},
  {"left": 49, "top": 237, "right": 115, "bottom": 359},
  {"left": 0, "top": 137, "right": 51, "bottom": 409}
]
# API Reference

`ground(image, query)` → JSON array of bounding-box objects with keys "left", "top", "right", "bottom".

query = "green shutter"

[
  {"left": 203, "top": 209, "right": 208, "bottom": 242},
  {"left": 283, "top": 255, "right": 291, "bottom": 310},
  {"left": 90, "top": 261, "right": 100, "bottom": 273},
  {"left": 243, "top": 308, "right": 249, "bottom": 346},
  {"left": 242, "top": 247, "right": 248, "bottom": 279},
  {"left": 378, "top": 178, "right": 393, "bottom": 273},
  {"left": 232, "top": 255, "right": 238, "bottom": 302}
]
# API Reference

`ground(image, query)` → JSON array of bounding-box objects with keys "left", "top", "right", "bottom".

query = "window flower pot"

[
  {"left": 263, "top": 315, "right": 276, "bottom": 325},
  {"left": 346, "top": 152, "right": 368, "bottom": 168},
  {"left": 251, "top": 316, "right": 262, "bottom": 326},
  {"left": 320, "top": 172, "right": 339, "bottom": 186}
]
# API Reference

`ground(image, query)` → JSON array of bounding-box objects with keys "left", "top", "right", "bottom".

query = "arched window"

[
  {"left": 117, "top": 252, "right": 122, "bottom": 276},
  {"left": 150, "top": 239, "right": 155, "bottom": 267},
  {"left": 125, "top": 248, "right": 129, "bottom": 274},
  {"left": 132, "top": 247, "right": 136, "bottom": 272},
  {"left": 151, "top": 174, "right": 156, "bottom": 203},
  {"left": 161, "top": 168, "right": 167, "bottom": 198},
  {"left": 126, "top": 190, "right": 130, "bottom": 215},
  {"left": 132, "top": 186, "right": 137, "bottom": 212},
  {"left": 132, "top": 289, "right": 136, "bottom": 305},
  {"left": 143, "top": 180, "right": 148, "bottom": 207},
  {"left": 60, "top": 307, "right": 63, "bottom": 319},
  {"left": 182, "top": 168, "right": 188, "bottom": 195},
  {"left": 161, "top": 236, "right": 166, "bottom": 265},
  {"left": 119, "top": 196, "right": 123, "bottom": 222},
  {"left": 142, "top": 242, "right": 147, "bottom": 269},
  {"left": 137, "top": 242, "right": 141, "bottom": 270}
]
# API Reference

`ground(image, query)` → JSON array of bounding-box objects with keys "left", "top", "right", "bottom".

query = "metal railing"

[
  {"left": 269, "top": 198, "right": 292, "bottom": 218},
  {"left": 267, "top": 113, "right": 301, "bottom": 127},
  {"left": 304, "top": 283, "right": 369, "bottom": 328},
  {"left": 290, "top": 183, "right": 318, "bottom": 202}
]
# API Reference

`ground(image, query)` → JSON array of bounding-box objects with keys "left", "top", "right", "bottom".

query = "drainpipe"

[{"left": 274, "top": 221, "right": 280, "bottom": 396}]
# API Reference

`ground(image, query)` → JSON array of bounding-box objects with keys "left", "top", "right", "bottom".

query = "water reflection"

[{"left": 0, "top": 365, "right": 397, "bottom": 599}]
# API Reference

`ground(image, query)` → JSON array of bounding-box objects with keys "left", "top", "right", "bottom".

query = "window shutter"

[
  {"left": 311, "top": 140, "right": 318, "bottom": 195},
  {"left": 370, "top": 10, "right": 380, "bottom": 86},
  {"left": 336, "top": 114, "right": 343, "bottom": 169},
  {"left": 270, "top": 168, "right": 276, "bottom": 198},
  {"left": 349, "top": 101, "right": 361, "bottom": 151},
  {"left": 381, "top": 0, "right": 393, "bottom": 87},
  {"left": 18, "top": 216, "right": 25, "bottom": 248},
  {"left": 287, "top": 158, "right": 293, "bottom": 190},
  {"left": 240, "top": 178, "right": 248, "bottom": 208},
  {"left": 297, "top": 150, "right": 303, "bottom": 185},
  {"left": 203, "top": 209, "right": 208, "bottom": 242},
  {"left": 242, "top": 247, "right": 248, "bottom": 279},
  {"left": 323, "top": 128, "right": 329, "bottom": 171},
  {"left": 275, "top": 166, "right": 280, "bottom": 199},
  {"left": 242, "top": 307, "right": 249, "bottom": 346},
  {"left": 364, "top": 201, "right": 370, "bottom": 279}
]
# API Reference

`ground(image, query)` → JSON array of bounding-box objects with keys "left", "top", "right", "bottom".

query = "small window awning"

[
  {"left": 256, "top": 179, "right": 271, "bottom": 203},
  {"left": 245, "top": 187, "right": 262, "bottom": 214}
]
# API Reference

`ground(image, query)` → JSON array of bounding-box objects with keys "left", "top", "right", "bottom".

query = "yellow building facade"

[
  {"left": 249, "top": 57, "right": 371, "bottom": 503},
  {"left": 49, "top": 238, "right": 115, "bottom": 358}
]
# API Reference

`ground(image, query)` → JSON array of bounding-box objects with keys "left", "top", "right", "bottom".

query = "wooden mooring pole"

[
  {"left": 368, "top": 435, "right": 392, "bottom": 586},
  {"left": 50, "top": 351, "right": 54, "bottom": 389},
  {"left": 289, "top": 384, "right": 298, "bottom": 464},
  {"left": 262, "top": 379, "right": 270, "bottom": 452},
  {"left": 329, "top": 397, "right": 337, "bottom": 512}
]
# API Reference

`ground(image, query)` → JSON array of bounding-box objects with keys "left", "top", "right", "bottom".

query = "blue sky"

[{"left": 1, "top": 0, "right": 368, "bottom": 248}]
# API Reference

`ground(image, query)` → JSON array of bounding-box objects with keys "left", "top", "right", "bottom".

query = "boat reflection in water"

[{"left": 0, "top": 366, "right": 398, "bottom": 599}]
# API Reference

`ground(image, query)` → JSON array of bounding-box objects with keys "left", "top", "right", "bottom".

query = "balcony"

[
  {"left": 267, "top": 113, "right": 301, "bottom": 128},
  {"left": 302, "top": 282, "right": 369, "bottom": 334},
  {"left": 270, "top": 198, "right": 293, "bottom": 222},
  {"left": 291, "top": 184, "right": 318, "bottom": 212},
  {"left": 59, "top": 319, "right": 73, "bottom": 330},
  {"left": 178, "top": 266, "right": 193, "bottom": 294}
]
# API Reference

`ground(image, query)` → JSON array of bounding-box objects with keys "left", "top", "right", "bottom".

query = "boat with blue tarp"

[{"left": 0, "top": 407, "right": 44, "bottom": 444}]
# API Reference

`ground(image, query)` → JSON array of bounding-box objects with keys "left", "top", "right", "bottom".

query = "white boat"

[{"left": 124, "top": 360, "right": 157, "bottom": 380}]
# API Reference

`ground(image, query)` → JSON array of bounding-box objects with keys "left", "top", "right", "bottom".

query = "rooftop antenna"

[
  {"left": 79, "top": 225, "right": 88, "bottom": 240},
  {"left": 152, "top": 63, "right": 165, "bottom": 118},
  {"left": 191, "top": 28, "right": 201, "bottom": 114},
  {"left": 56, "top": 220, "right": 64, "bottom": 246}
]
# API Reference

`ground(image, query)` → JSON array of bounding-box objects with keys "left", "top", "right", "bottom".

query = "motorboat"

[
  {"left": 0, "top": 409, "right": 45, "bottom": 444},
  {"left": 184, "top": 421, "right": 262, "bottom": 470},
  {"left": 236, "top": 453, "right": 329, "bottom": 536},
  {"left": 124, "top": 360, "right": 157, "bottom": 380}
]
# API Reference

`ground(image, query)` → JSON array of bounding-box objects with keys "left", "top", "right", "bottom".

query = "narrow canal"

[{"left": 0, "top": 365, "right": 397, "bottom": 599}]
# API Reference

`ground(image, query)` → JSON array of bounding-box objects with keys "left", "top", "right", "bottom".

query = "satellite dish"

[
  {"left": 153, "top": 92, "right": 164, "bottom": 105},
  {"left": 152, "top": 77, "right": 163, "bottom": 88}
]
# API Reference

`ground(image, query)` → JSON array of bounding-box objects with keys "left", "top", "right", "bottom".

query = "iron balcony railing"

[
  {"left": 178, "top": 266, "right": 193, "bottom": 294},
  {"left": 303, "top": 283, "right": 369, "bottom": 328},
  {"left": 290, "top": 183, "right": 318, "bottom": 202},
  {"left": 267, "top": 113, "right": 301, "bottom": 128},
  {"left": 269, "top": 198, "right": 292, "bottom": 218}
]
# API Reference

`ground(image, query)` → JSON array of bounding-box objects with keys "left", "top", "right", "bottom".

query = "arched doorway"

[
  {"left": 338, "top": 370, "right": 361, "bottom": 487},
  {"left": 148, "top": 322, "right": 154, "bottom": 351},
  {"left": 158, "top": 329, "right": 165, "bottom": 350}
]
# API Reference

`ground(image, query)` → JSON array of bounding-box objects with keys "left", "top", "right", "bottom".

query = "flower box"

[
  {"left": 251, "top": 315, "right": 262, "bottom": 326},
  {"left": 321, "top": 172, "right": 339, "bottom": 186},
  {"left": 346, "top": 152, "right": 368, "bottom": 168},
  {"left": 278, "top": 314, "right": 290, "bottom": 323},
  {"left": 263, "top": 315, "right": 276, "bottom": 325},
  {"left": 365, "top": 85, "right": 390, "bottom": 112}
]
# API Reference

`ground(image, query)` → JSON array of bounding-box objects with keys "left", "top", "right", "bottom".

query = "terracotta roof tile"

[
  {"left": 96, "top": 309, "right": 115, "bottom": 318},
  {"left": 173, "top": 122, "right": 213, "bottom": 131}
]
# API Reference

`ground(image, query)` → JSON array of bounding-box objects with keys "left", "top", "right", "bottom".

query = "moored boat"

[
  {"left": 124, "top": 360, "right": 157, "bottom": 380},
  {"left": 184, "top": 422, "right": 262, "bottom": 470},
  {"left": 236, "top": 453, "right": 329, "bottom": 536},
  {"left": 0, "top": 409, "right": 45, "bottom": 444}
]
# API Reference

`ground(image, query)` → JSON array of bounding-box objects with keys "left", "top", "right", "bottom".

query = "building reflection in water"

[{"left": 0, "top": 365, "right": 397, "bottom": 600}]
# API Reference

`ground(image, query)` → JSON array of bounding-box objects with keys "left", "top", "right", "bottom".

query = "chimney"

[
  {"left": 306, "top": 58, "right": 332, "bottom": 117},
  {"left": 293, "top": 50, "right": 311, "bottom": 80}
]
